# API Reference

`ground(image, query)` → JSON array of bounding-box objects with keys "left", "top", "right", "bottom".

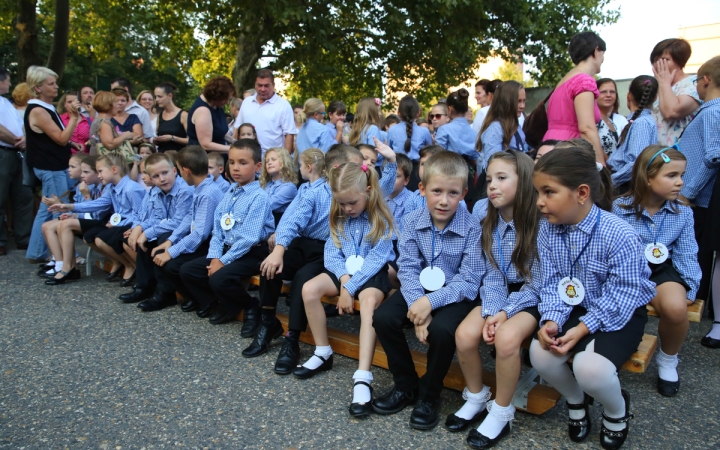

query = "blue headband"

[{"left": 647, "top": 144, "right": 678, "bottom": 168}]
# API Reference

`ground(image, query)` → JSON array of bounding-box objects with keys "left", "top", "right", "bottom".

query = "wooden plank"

[
  {"left": 621, "top": 334, "right": 657, "bottom": 373},
  {"left": 647, "top": 299, "right": 704, "bottom": 323}
]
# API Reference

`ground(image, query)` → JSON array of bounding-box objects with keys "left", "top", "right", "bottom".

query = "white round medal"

[
  {"left": 109, "top": 213, "right": 122, "bottom": 226},
  {"left": 420, "top": 266, "right": 445, "bottom": 292},
  {"left": 558, "top": 276, "right": 585, "bottom": 306},
  {"left": 345, "top": 255, "right": 365, "bottom": 275},
  {"left": 644, "top": 242, "right": 668, "bottom": 264},
  {"left": 83, "top": 213, "right": 92, "bottom": 220},
  {"left": 220, "top": 213, "right": 235, "bottom": 231}
]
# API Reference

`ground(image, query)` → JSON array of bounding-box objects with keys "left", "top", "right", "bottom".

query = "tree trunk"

[
  {"left": 15, "top": 0, "right": 42, "bottom": 81},
  {"left": 46, "top": 0, "right": 70, "bottom": 82},
  {"left": 232, "top": 19, "right": 268, "bottom": 93}
]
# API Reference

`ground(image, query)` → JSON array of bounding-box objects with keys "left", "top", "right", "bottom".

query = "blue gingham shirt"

[
  {"left": 264, "top": 178, "right": 298, "bottom": 213},
  {"left": 612, "top": 197, "right": 701, "bottom": 300},
  {"left": 537, "top": 206, "right": 655, "bottom": 333},
  {"left": 386, "top": 187, "right": 414, "bottom": 238},
  {"left": 480, "top": 121, "right": 526, "bottom": 170},
  {"left": 297, "top": 118, "right": 338, "bottom": 154},
  {"left": 435, "top": 117, "right": 479, "bottom": 161},
  {"left": 74, "top": 183, "right": 103, "bottom": 220},
  {"left": 324, "top": 211, "right": 394, "bottom": 296},
  {"left": 471, "top": 198, "right": 488, "bottom": 223},
  {"left": 387, "top": 121, "right": 433, "bottom": 161},
  {"left": 73, "top": 175, "right": 146, "bottom": 226},
  {"left": 379, "top": 161, "right": 398, "bottom": 199},
  {"left": 480, "top": 215, "right": 541, "bottom": 318},
  {"left": 167, "top": 176, "right": 224, "bottom": 259},
  {"left": 357, "top": 124, "right": 388, "bottom": 166},
  {"left": 398, "top": 206, "right": 483, "bottom": 310},
  {"left": 607, "top": 110, "right": 658, "bottom": 186},
  {"left": 207, "top": 180, "right": 275, "bottom": 265},
  {"left": 132, "top": 180, "right": 193, "bottom": 241},
  {"left": 680, "top": 98, "right": 720, "bottom": 208},
  {"left": 214, "top": 175, "right": 230, "bottom": 193},
  {"left": 275, "top": 178, "right": 331, "bottom": 248}
]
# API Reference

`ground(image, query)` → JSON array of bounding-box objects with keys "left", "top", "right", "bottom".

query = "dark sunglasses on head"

[{"left": 429, "top": 114, "right": 446, "bottom": 120}]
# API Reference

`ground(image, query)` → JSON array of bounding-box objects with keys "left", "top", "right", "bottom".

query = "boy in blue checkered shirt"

[{"left": 371, "top": 151, "right": 483, "bottom": 430}]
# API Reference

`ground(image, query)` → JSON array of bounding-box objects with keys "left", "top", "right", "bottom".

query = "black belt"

[{"left": 0, "top": 146, "right": 20, "bottom": 151}]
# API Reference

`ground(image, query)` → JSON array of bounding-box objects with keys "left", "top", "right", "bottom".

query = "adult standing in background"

[
  {"left": 0, "top": 67, "right": 33, "bottom": 256},
  {"left": 57, "top": 91, "right": 92, "bottom": 154},
  {"left": 154, "top": 82, "right": 188, "bottom": 152},
  {"left": 235, "top": 69, "right": 297, "bottom": 155},
  {"left": 11, "top": 82, "right": 33, "bottom": 120},
  {"left": 24, "top": 66, "right": 80, "bottom": 262},
  {"left": 596, "top": 78, "right": 628, "bottom": 155},
  {"left": 187, "top": 76, "right": 235, "bottom": 153},
  {"left": 651, "top": 38, "right": 702, "bottom": 146},
  {"left": 136, "top": 90, "right": 158, "bottom": 137},
  {"left": 110, "top": 78, "right": 154, "bottom": 140},
  {"left": 79, "top": 85, "right": 95, "bottom": 119},
  {"left": 472, "top": 79, "right": 500, "bottom": 133},
  {"left": 544, "top": 31, "right": 606, "bottom": 164}
]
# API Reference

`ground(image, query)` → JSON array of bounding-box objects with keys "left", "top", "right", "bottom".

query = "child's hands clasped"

[
  {"left": 407, "top": 296, "right": 432, "bottom": 325},
  {"left": 550, "top": 322, "right": 589, "bottom": 356},
  {"left": 537, "top": 321, "right": 559, "bottom": 350},
  {"left": 207, "top": 258, "right": 225, "bottom": 277},
  {"left": 483, "top": 311, "right": 508, "bottom": 345},
  {"left": 415, "top": 315, "right": 432, "bottom": 345}
]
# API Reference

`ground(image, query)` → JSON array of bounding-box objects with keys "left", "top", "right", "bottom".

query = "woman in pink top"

[
  {"left": 544, "top": 31, "right": 606, "bottom": 164},
  {"left": 58, "top": 91, "right": 92, "bottom": 154}
]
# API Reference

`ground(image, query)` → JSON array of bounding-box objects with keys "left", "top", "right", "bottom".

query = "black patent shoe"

[
  {"left": 371, "top": 386, "right": 418, "bottom": 415},
  {"left": 467, "top": 422, "right": 511, "bottom": 449},
  {"left": 119, "top": 273, "right": 136, "bottom": 287},
  {"left": 106, "top": 266, "right": 124, "bottom": 282},
  {"left": 701, "top": 322, "right": 720, "bottom": 349},
  {"left": 242, "top": 319, "right": 284, "bottom": 358},
  {"left": 208, "top": 311, "right": 236, "bottom": 325},
  {"left": 196, "top": 303, "right": 215, "bottom": 318},
  {"left": 409, "top": 397, "right": 441, "bottom": 430},
  {"left": 181, "top": 299, "right": 199, "bottom": 312},
  {"left": 119, "top": 287, "right": 153, "bottom": 303},
  {"left": 567, "top": 393, "right": 594, "bottom": 442},
  {"left": 600, "top": 389, "right": 633, "bottom": 450},
  {"left": 445, "top": 409, "right": 489, "bottom": 432},
  {"left": 45, "top": 268, "right": 81, "bottom": 285},
  {"left": 240, "top": 307, "right": 261, "bottom": 338},
  {"left": 293, "top": 354, "right": 333, "bottom": 379},
  {"left": 274, "top": 338, "right": 300, "bottom": 374},
  {"left": 138, "top": 293, "right": 177, "bottom": 312},
  {"left": 349, "top": 381, "right": 373, "bottom": 418},
  {"left": 657, "top": 377, "right": 680, "bottom": 397},
  {"left": 38, "top": 267, "right": 58, "bottom": 278}
]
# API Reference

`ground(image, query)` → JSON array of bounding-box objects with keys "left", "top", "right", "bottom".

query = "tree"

[{"left": 493, "top": 60, "right": 537, "bottom": 88}]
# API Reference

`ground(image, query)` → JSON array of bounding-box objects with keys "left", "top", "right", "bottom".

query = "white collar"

[{"left": 28, "top": 98, "right": 57, "bottom": 112}]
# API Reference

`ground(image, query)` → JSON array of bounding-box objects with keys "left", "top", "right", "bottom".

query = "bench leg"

[
  {"left": 86, "top": 247, "right": 92, "bottom": 277},
  {"left": 512, "top": 368, "right": 541, "bottom": 410}
]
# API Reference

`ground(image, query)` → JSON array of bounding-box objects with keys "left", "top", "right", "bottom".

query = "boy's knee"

[
  {"left": 427, "top": 320, "right": 455, "bottom": 346},
  {"left": 372, "top": 306, "right": 396, "bottom": 332}
]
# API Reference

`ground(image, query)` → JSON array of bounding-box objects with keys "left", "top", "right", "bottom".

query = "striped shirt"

[
  {"left": 73, "top": 175, "right": 145, "bottom": 226},
  {"left": 680, "top": 98, "right": 720, "bottom": 208},
  {"left": 607, "top": 110, "right": 658, "bottom": 186},
  {"left": 167, "top": 176, "right": 224, "bottom": 258},
  {"left": 133, "top": 180, "right": 193, "bottom": 241}
]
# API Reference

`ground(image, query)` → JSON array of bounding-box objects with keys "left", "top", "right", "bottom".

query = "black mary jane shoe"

[
  {"left": 600, "top": 389, "right": 633, "bottom": 450},
  {"left": 409, "top": 397, "right": 441, "bottom": 430},
  {"left": 293, "top": 354, "right": 333, "bottom": 379},
  {"left": 273, "top": 338, "right": 300, "bottom": 374},
  {"left": 445, "top": 409, "right": 489, "bottom": 433},
  {"left": 371, "top": 386, "right": 418, "bottom": 415},
  {"left": 38, "top": 261, "right": 55, "bottom": 270},
  {"left": 38, "top": 267, "right": 58, "bottom": 278},
  {"left": 466, "top": 422, "right": 511, "bottom": 449},
  {"left": 45, "top": 268, "right": 81, "bottom": 285},
  {"left": 240, "top": 307, "right": 261, "bottom": 338},
  {"left": 119, "top": 273, "right": 136, "bottom": 287},
  {"left": 657, "top": 377, "right": 680, "bottom": 397},
  {"left": 567, "top": 393, "right": 594, "bottom": 442},
  {"left": 106, "top": 266, "right": 124, "bottom": 282},
  {"left": 349, "top": 381, "right": 373, "bottom": 418},
  {"left": 242, "top": 319, "right": 284, "bottom": 358},
  {"left": 701, "top": 322, "right": 720, "bottom": 349},
  {"left": 181, "top": 299, "right": 199, "bottom": 312}
]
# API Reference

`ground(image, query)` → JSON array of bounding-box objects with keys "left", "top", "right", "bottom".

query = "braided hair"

[
  {"left": 398, "top": 95, "right": 420, "bottom": 153},
  {"left": 618, "top": 75, "right": 658, "bottom": 145}
]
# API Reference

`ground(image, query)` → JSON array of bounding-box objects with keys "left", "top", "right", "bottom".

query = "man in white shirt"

[
  {"left": 234, "top": 69, "right": 296, "bottom": 154},
  {"left": 0, "top": 67, "right": 34, "bottom": 255},
  {"left": 110, "top": 78, "right": 155, "bottom": 139}
]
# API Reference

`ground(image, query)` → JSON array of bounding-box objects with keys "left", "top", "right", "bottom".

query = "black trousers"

[
  {"left": 179, "top": 244, "right": 268, "bottom": 316},
  {"left": 260, "top": 237, "right": 325, "bottom": 332},
  {"left": 693, "top": 207, "right": 713, "bottom": 302},
  {"left": 373, "top": 290, "right": 479, "bottom": 401},
  {"left": 155, "top": 240, "right": 210, "bottom": 296},
  {"left": 408, "top": 159, "right": 420, "bottom": 192},
  {"left": 133, "top": 232, "right": 172, "bottom": 290}
]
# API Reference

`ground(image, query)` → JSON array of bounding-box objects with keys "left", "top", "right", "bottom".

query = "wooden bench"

[{"left": 647, "top": 299, "right": 705, "bottom": 323}]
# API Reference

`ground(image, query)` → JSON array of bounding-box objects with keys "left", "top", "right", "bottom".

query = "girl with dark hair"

[
  {"left": 479, "top": 81, "right": 527, "bottom": 171},
  {"left": 596, "top": 78, "right": 628, "bottom": 155},
  {"left": 154, "top": 82, "right": 188, "bottom": 153},
  {"left": 387, "top": 95, "right": 432, "bottom": 191},
  {"left": 325, "top": 100, "right": 347, "bottom": 137},
  {"left": 472, "top": 79, "right": 502, "bottom": 133}
]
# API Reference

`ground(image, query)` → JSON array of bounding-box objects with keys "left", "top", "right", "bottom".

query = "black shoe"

[
  {"left": 138, "top": 293, "right": 178, "bottom": 312},
  {"left": 657, "top": 376, "right": 680, "bottom": 397},
  {"left": 181, "top": 299, "right": 199, "bottom": 312},
  {"left": 467, "top": 422, "right": 512, "bottom": 449},
  {"left": 701, "top": 322, "right": 720, "bottom": 348},
  {"left": 568, "top": 394, "right": 594, "bottom": 442},
  {"left": 196, "top": 304, "right": 215, "bottom": 318},
  {"left": 240, "top": 307, "right": 261, "bottom": 338},
  {"left": 349, "top": 381, "right": 373, "bottom": 418},
  {"left": 445, "top": 409, "right": 489, "bottom": 432},
  {"left": 38, "top": 267, "right": 58, "bottom": 278},
  {"left": 119, "top": 287, "right": 154, "bottom": 304},
  {"left": 600, "top": 389, "right": 633, "bottom": 450},
  {"left": 106, "top": 266, "right": 124, "bottom": 282},
  {"left": 242, "top": 319, "right": 284, "bottom": 358},
  {"left": 293, "top": 354, "right": 333, "bottom": 379},
  {"left": 273, "top": 338, "right": 300, "bottom": 374},
  {"left": 38, "top": 261, "right": 55, "bottom": 270},
  {"left": 119, "top": 273, "right": 136, "bottom": 287},
  {"left": 371, "top": 386, "right": 418, "bottom": 415},
  {"left": 409, "top": 397, "right": 441, "bottom": 430},
  {"left": 45, "top": 268, "right": 81, "bottom": 285},
  {"left": 208, "top": 311, "right": 236, "bottom": 325}
]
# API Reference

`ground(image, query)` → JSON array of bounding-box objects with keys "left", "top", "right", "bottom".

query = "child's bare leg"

[{"left": 298, "top": 274, "right": 338, "bottom": 371}]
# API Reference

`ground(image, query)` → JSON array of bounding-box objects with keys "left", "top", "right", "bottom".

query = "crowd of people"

[{"left": 0, "top": 30, "right": 719, "bottom": 449}]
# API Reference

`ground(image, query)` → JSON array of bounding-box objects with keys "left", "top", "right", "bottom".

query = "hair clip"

[
  {"left": 333, "top": 164, "right": 339, "bottom": 169},
  {"left": 374, "top": 98, "right": 381, "bottom": 106},
  {"left": 643, "top": 80, "right": 652, "bottom": 85},
  {"left": 647, "top": 145, "right": 678, "bottom": 168},
  {"left": 596, "top": 162, "right": 603, "bottom": 171},
  {"left": 361, "top": 164, "right": 368, "bottom": 173}
]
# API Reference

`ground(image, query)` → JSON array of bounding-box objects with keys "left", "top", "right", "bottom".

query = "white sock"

[
  {"left": 302, "top": 345, "right": 333, "bottom": 370},
  {"left": 47, "top": 258, "right": 56, "bottom": 266},
  {"left": 45, "top": 261, "right": 63, "bottom": 274},
  {"left": 477, "top": 401, "right": 514, "bottom": 439},
  {"left": 454, "top": 386, "right": 491, "bottom": 420},
  {"left": 707, "top": 323, "right": 720, "bottom": 340},
  {"left": 352, "top": 370, "right": 373, "bottom": 404},
  {"left": 656, "top": 349, "right": 679, "bottom": 382}
]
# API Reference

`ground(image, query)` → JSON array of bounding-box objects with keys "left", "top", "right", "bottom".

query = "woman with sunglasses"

[{"left": 296, "top": 98, "right": 342, "bottom": 155}]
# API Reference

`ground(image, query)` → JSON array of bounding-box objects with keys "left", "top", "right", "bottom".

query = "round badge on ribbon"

[
  {"left": 109, "top": 213, "right": 122, "bottom": 226},
  {"left": 558, "top": 276, "right": 585, "bottom": 305},
  {"left": 644, "top": 242, "right": 668, "bottom": 264},
  {"left": 220, "top": 213, "right": 235, "bottom": 231},
  {"left": 420, "top": 266, "right": 445, "bottom": 292},
  {"left": 345, "top": 255, "right": 365, "bottom": 275}
]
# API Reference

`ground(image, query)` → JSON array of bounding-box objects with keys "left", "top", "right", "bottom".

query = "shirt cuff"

[
  {"left": 579, "top": 312, "right": 600, "bottom": 334},
  {"left": 540, "top": 311, "right": 566, "bottom": 333}
]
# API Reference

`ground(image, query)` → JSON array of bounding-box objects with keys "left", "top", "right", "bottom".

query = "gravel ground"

[{"left": 1, "top": 242, "right": 718, "bottom": 449}]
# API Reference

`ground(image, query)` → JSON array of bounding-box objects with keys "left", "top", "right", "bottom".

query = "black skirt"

[
  {"left": 649, "top": 259, "right": 690, "bottom": 292},
  {"left": 323, "top": 265, "right": 391, "bottom": 298}
]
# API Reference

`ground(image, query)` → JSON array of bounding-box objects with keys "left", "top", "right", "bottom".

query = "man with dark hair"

[
  {"left": 234, "top": 69, "right": 296, "bottom": 155},
  {"left": 79, "top": 85, "right": 95, "bottom": 118},
  {"left": 0, "top": 67, "right": 34, "bottom": 255},
  {"left": 110, "top": 78, "right": 154, "bottom": 139}
]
